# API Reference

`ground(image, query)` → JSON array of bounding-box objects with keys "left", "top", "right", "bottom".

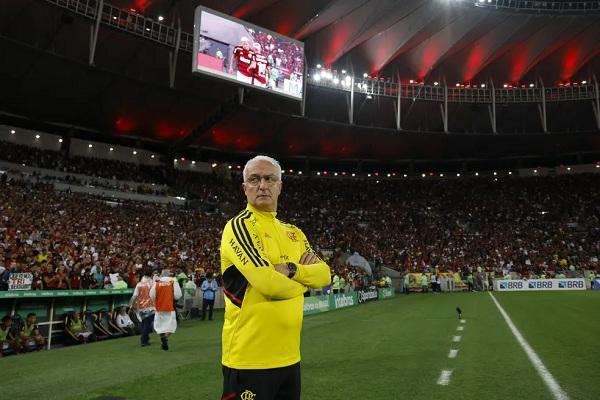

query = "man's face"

[
  {"left": 243, "top": 160, "right": 282, "bottom": 212},
  {"left": 241, "top": 39, "right": 250, "bottom": 50}
]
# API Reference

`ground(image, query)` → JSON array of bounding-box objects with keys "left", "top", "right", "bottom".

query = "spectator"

[
  {"left": 115, "top": 307, "right": 135, "bottom": 336},
  {"left": 200, "top": 272, "right": 218, "bottom": 321},
  {"left": 20, "top": 313, "right": 45, "bottom": 351},
  {"left": 1, "top": 315, "right": 22, "bottom": 355}
]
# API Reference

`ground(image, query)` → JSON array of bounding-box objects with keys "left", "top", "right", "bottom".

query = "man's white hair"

[{"left": 243, "top": 155, "right": 282, "bottom": 181}]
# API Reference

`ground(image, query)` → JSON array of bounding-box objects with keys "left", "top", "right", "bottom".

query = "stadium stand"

[{"left": 0, "top": 142, "right": 597, "bottom": 298}]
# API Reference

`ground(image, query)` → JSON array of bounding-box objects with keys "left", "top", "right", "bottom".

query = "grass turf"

[{"left": 2, "top": 291, "right": 599, "bottom": 400}]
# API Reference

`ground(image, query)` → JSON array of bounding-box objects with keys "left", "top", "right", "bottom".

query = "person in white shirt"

[{"left": 115, "top": 306, "right": 135, "bottom": 335}]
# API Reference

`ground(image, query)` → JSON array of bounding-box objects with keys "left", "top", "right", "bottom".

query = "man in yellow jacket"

[{"left": 220, "top": 155, "right": 331, "bottom": 400}]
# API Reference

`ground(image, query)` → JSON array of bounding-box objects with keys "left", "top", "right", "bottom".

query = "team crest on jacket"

[
  {"left": 241, "top": 390, "right": 256, "bottom": 400},
  {"left": 286, "top": 231, "right": 298, "bottom": 242}
]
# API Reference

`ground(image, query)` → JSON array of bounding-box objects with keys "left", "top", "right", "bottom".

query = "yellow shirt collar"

[{"left": 246, "top": 203, "right": 277, "bottom": 219}]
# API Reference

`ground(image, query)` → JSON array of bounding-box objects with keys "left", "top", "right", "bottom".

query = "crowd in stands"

[
  {"left": 252, "top": 30, "right": 304, "bottom": 78},
  {"left": 0, "top": 177, "right": 223, "bottom": 292},
  {"left": 0, "top": 142, "right": 598, "bottom": 294},
  {"left": 0, "top": 141, "right": 165, "bottom": 184}
]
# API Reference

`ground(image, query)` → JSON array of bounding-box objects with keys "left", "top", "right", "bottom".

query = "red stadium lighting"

[
  {"left": 428, "top": 172, "right": 434, "bottom": 176},
  {"left": 374, "top": 172, "right": 379, "bottom": 176},
  {"left": 323, "top": 171, "right": 328, "bottom": 175},
  {"left": 180, "top": 157, "right": 185, "bottom": 161},
  {"left": 342, "top": 172, "right": 346, "bottom": 175},
  {"left": 288, "top": 169, "right": 293, "bottom": 173},
  {"left": 392, "top": 172, "right": 396, "bottom": 176}
]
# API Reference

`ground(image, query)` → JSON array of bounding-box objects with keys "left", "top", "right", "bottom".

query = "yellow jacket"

[{"left": 220, "top": 203, "right": 331, "bottom": 369}]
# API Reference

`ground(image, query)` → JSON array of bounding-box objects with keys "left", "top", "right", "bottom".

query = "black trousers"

[
  {"left": 140, "top": 312, "right": 154, "bottom": 345},
  {"left": 222, "top": 363, "right": 301, "bottom": 400},
  {"left": 202, "top": 298, "right": 215, "bottom": 320}
]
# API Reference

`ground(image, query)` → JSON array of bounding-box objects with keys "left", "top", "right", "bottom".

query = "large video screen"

[{"left": 193, "top": 6, "right": 305, "bottom": 101}]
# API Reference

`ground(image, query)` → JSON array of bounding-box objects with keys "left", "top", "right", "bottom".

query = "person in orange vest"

[
  {"left": 150, "top": 269, "right": 182, "bottom": 351},
  {"left": 129, "top": 267, "right": 156, "bottom": 347}
]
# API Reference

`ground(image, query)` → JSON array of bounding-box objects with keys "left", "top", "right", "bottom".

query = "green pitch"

[{"left": 2, "top": 291, "right": 599, "bottom": 400}]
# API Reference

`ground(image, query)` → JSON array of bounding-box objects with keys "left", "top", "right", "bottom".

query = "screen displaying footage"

[{"left": 193, "top": 6, "right": 305, "bottom": 101}]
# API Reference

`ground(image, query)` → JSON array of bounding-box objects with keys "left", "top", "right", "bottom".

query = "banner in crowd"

[
  {"left": 494, "top": 278, "right": 586, "bottom": 291},
  {"left": 8, "top": 273, "right": 33, "bottom": 290},
  {"left": 0, "top": 288, "right": 134, "bottom": 299},
  {"left": 406, "top": 272, "right": 464, "bottom": 291},
  {"left": 303, "top": 295, "right": 330, "bottom": 315}
]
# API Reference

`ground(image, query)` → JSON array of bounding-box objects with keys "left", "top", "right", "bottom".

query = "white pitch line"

[
  {"left": 437, "top": 369, "right": 453, "bottom": 385},
  {"left": 457, "top": 326, "right": 464, "bottom": 331},
  {"left": 448, "top": 349, "right": 459, "bottom": 358},
  {"left": 489, "top": 292, "right": 569, "bottom": 400},
  {"left": 452, "top": 335, "right": 461, "bottom": 342},
  {"left": 460, "top": 319, "right": 466, "bottom": 324}
]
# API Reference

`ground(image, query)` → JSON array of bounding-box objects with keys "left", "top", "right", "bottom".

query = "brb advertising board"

[
  {"left": 495, "top": 279, "right": 586, "bottom": 291},
  {"left": 193, "top": 6, "right": 304, "bottom": 100}
]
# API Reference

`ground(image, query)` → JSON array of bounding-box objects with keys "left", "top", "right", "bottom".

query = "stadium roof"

[
  {"left": 113, "top": 0, "right": 600, "bottom": 83},
  {"left": 1, "top": 0, "right": 599, "bottom": 162}
]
